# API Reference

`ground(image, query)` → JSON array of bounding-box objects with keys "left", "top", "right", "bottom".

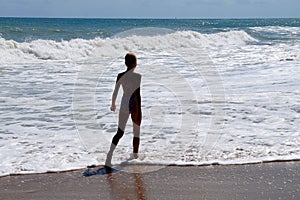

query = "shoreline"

[
  {"left": 1, "top": 161, "right": 299, "bottom": 199},
  {"left": 2, "top": 158, "right": 300, "bottom": 178}
]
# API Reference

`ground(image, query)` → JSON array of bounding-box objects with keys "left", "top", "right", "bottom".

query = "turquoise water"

[{"left": 1, "top": 18, "right": 300, "bottom": 42}]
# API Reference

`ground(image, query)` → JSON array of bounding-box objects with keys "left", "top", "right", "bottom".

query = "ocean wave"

[
  {"left": 249, "top": 26, "right": 300, "bottom": 41},
  {"left": 250, "top": 26, "right": 300, "bottom": 34},
  {"left": 0, "top": 30, "right": 257, "bottom": 64}
]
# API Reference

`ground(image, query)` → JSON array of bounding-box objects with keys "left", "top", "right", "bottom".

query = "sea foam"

[
  {"left": 0, "top": 30, "right": 257, "bottom": 64},
  {"left": 0, "top": 26, "right": 299, "bottom": 176}
]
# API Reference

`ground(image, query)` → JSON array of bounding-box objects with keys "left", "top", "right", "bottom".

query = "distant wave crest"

[{"left": 0, "top": 30, "right": 257, "bottom": 64}]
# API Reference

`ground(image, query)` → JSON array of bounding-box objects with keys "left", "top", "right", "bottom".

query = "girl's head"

[{"left": 125, "top": 53, "right": 137, "bottom": 70}]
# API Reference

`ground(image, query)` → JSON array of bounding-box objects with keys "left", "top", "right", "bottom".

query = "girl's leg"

[
  {"left": 133, "top": 124, "right": 140, "bottom": 154},
  {"left": 131, "top": 108, "right": 142, "bottom": 156},
  {"left": 105, "top": 110, "right": 129, "bottom": 167}
]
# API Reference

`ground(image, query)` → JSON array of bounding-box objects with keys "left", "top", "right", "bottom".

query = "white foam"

[
  {"left": 0, "top": 30, "right": 257, "bottom": 64},
  {"left": 1, "top": 28, "right": 299, "bottom": 176},
  {"left": 250, "top": 26, "right": 300, "bottom": 35}
]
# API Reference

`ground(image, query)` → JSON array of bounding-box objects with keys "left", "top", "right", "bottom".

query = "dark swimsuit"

[{"left": 118, "top": 71, "right": 142, "bottom": 126}]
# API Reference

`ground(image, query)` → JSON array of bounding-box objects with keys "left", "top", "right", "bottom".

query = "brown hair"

[{"left": 125, "top": 53, "right": 137, "bottom": 68}]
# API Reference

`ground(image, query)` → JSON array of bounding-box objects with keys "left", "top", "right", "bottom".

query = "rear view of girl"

[{"left": 105, "top": 53, "right": 142, "bottom": 168}]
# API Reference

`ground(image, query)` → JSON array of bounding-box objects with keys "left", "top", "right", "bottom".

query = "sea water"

[{"left": 0, "top": 18, "right": 299, "bottom": 176}]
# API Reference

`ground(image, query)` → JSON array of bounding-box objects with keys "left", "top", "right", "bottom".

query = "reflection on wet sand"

[
  {"left": 134, "top": 173, "right": 146, "bottom": 200},
  {"left": 106, "top": 172, "right": 146, "bottom": 200}
]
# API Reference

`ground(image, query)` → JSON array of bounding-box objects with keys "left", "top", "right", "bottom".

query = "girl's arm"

[{"left": 111, "top": 74, "right": 121, "bottom": 112}]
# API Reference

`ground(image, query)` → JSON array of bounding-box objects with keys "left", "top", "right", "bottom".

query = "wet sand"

[{"left": 0, "top": 161, "right": 299, "bottom": 200}]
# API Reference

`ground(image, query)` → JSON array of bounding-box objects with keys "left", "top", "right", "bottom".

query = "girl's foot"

[
  {"left": 104, "top": 165, "right": 112, "bottom": 172},
  {"left": 129, "top": 153, "right": 138, "bottom": 160}
]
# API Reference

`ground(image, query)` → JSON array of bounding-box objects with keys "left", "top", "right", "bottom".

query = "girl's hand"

[{"left": 110, "top": 104, "right": 116, "bottom": 112}]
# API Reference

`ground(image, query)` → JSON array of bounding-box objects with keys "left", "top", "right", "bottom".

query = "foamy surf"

[
  {"left": 1, "top": 19, "right": 300, "bottom": 176},
  {"left": 0, "top": 30, "right": 257, "bottom": 64}
]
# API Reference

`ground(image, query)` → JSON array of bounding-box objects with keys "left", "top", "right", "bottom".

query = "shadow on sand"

[{"left": 82, "top": 160, "right": 130, "bottom": 176}]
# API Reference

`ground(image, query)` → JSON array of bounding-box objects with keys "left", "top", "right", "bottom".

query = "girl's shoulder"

[{"left": 133, "top": 72, "right": 142, "bottom": 77}]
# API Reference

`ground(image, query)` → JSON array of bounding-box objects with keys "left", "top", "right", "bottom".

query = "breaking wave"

[{"left": 0, "top": 30, "right": 257, "bottom": 64}]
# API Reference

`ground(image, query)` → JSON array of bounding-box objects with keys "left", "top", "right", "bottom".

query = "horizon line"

[{"left": 0, "top": 16, "right": 299, "bottom": 20}]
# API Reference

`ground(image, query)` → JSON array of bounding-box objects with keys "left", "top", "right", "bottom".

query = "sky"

[{"left": 0, "top": 0, "right": 299, "bottom": 18}]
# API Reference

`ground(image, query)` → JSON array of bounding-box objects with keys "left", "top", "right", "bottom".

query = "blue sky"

[{"left": 0, "top": 0, "right": 299, "bottom": 18}]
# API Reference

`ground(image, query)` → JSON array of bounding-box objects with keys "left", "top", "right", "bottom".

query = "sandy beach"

[{"left": 1, "top": 161, "right": 299, "bottom": 200}]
